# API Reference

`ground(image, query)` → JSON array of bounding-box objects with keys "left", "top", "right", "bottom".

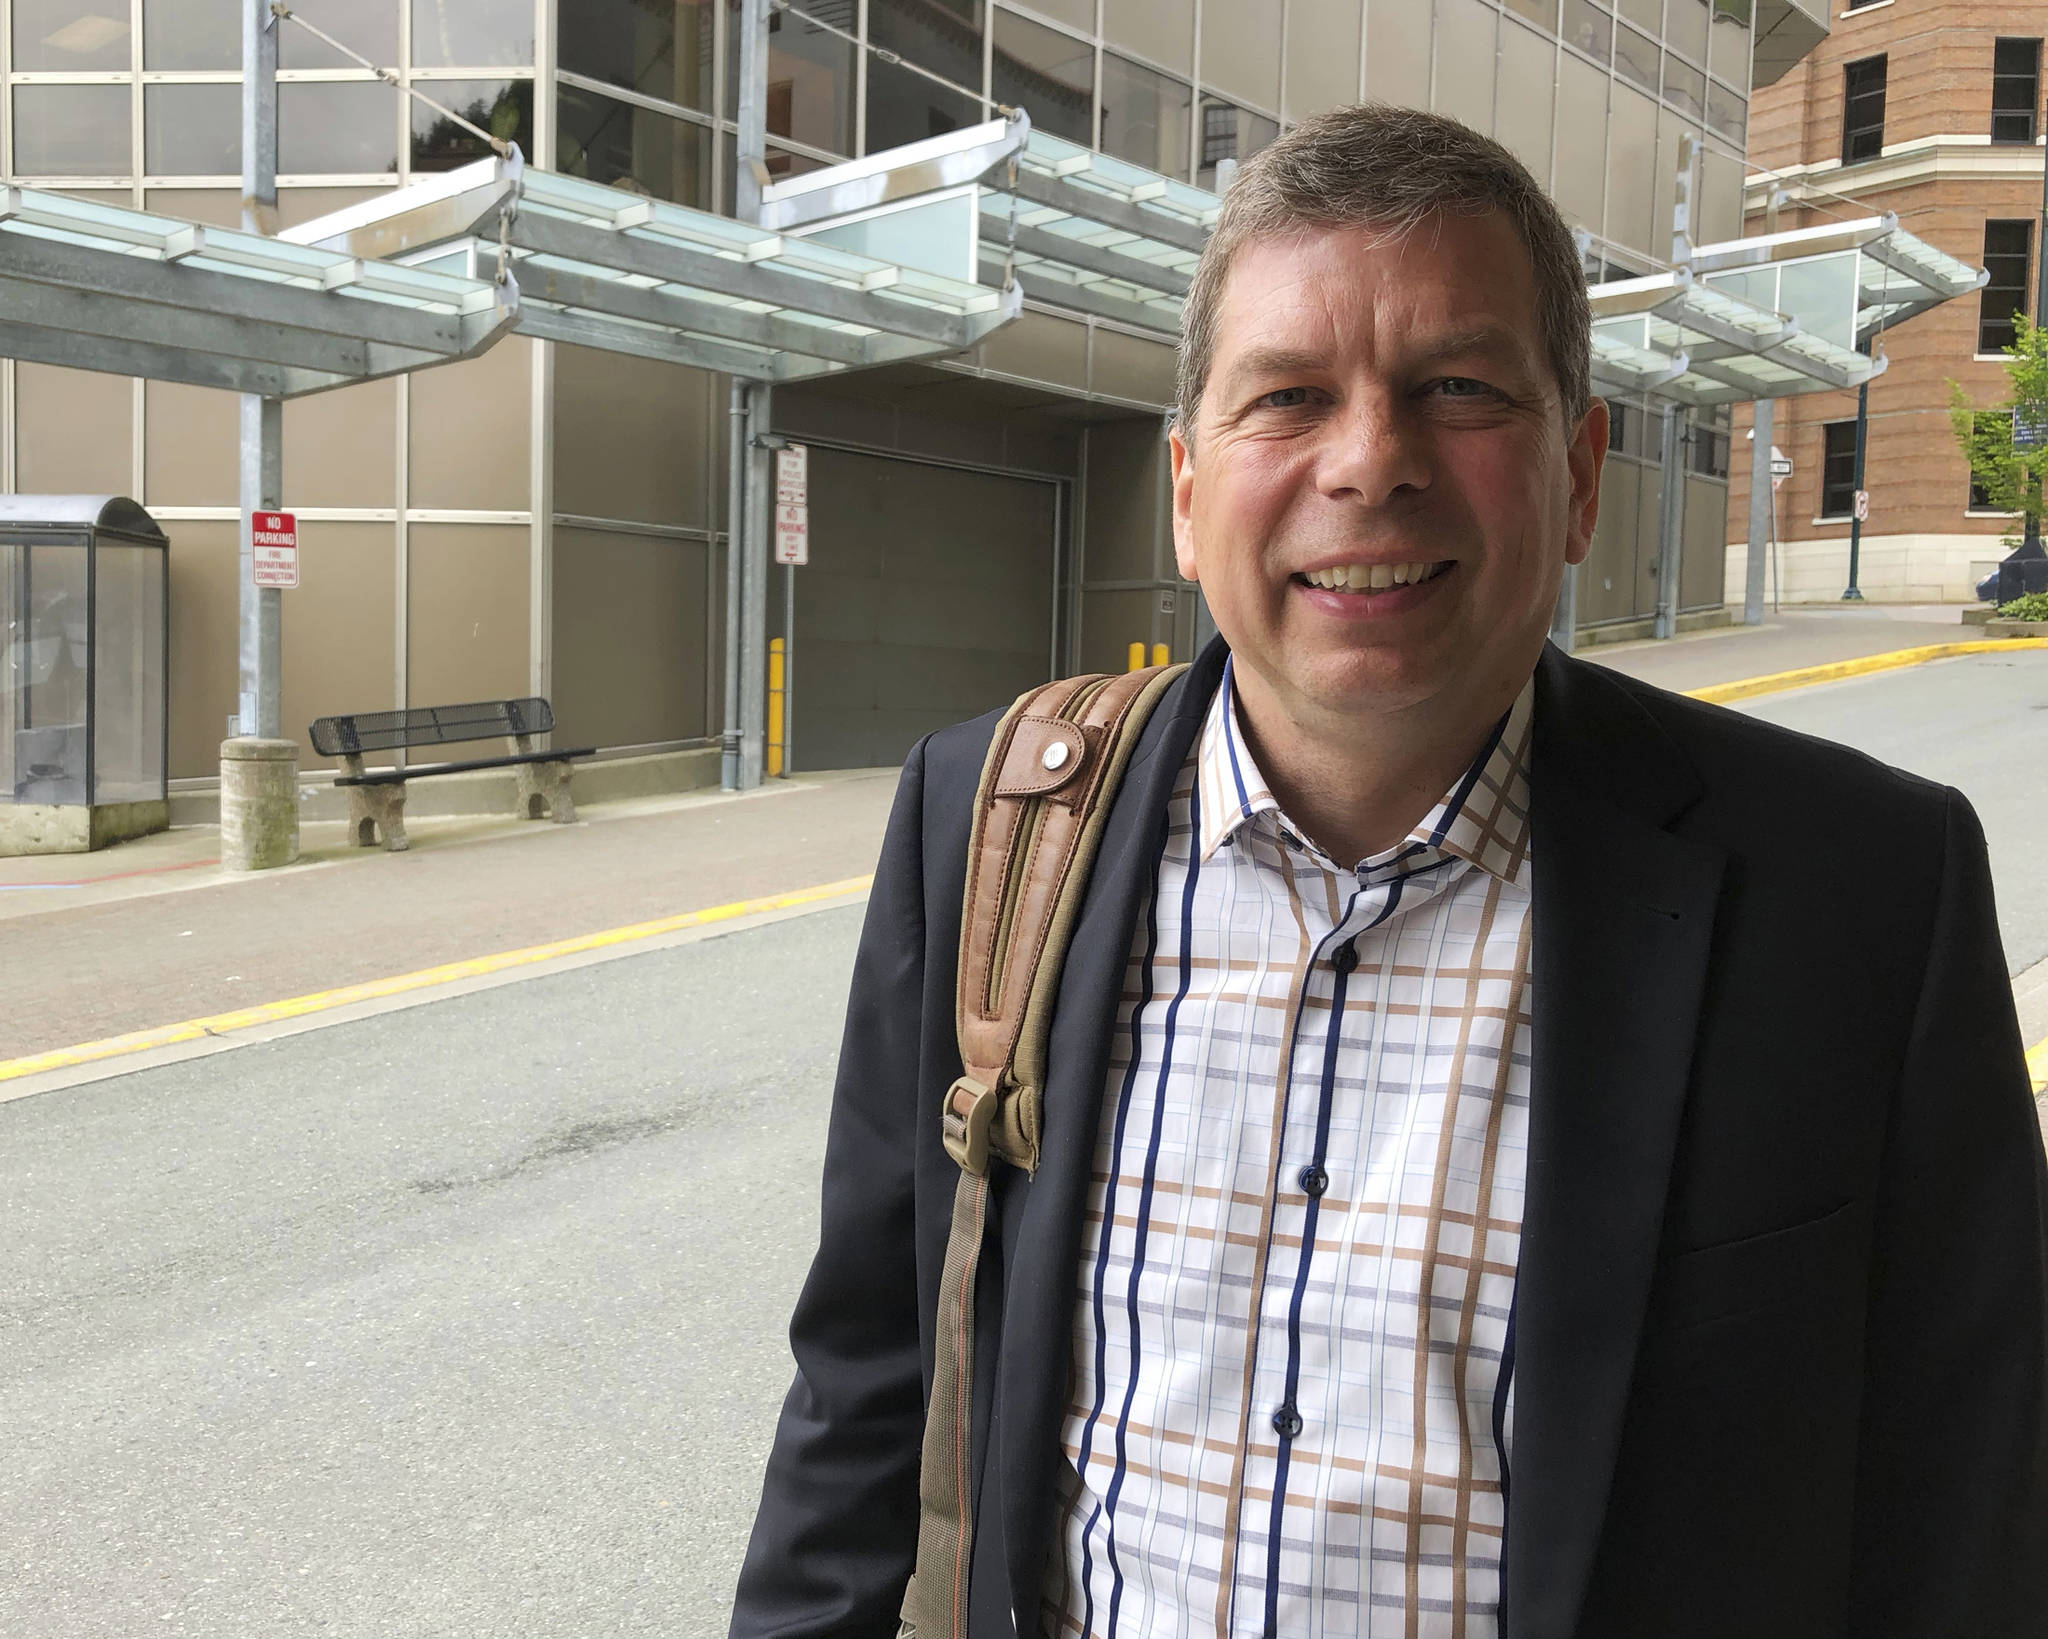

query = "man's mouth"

[{"left": 1293, "top": 560, "right": 1453, "bottom": 592}]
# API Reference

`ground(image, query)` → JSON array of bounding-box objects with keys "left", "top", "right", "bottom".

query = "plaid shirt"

[{"left": 1044, "top": 659, "right": 1537, "bottom": 1638}]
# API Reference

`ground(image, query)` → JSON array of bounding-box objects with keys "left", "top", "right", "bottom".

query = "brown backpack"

[{"left": 896, "top": 662, "right": 1188, "bottom": 1639}]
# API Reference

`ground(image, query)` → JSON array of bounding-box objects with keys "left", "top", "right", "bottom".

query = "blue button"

[
  {"left": 1271, "top": 1403, "right": 1303, "bottom": 1440},
  {"left": 1298, "top": 1165, "right": 1328, "bottom": 1198}
]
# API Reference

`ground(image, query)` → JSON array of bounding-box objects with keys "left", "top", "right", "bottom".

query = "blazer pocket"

[{"left": 1642, "top": 1200, "right": 1861, "bottom": 1338}]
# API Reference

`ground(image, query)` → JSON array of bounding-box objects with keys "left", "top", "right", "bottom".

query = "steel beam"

[
  {"left": 1653, "top": 407, "right": 1688, "bottom": 641},
  {"left": 739, "top": 381, "right": 772, "bottom": 790},
  {"left": 1745, "top": 398, "right": 1774, "bottom": 626},
  {"left": 996, "top": 219, "right": 1193, "bottom": 298},
  {"left": 239, "top": 0, "right": 282, "bottom": 739},
  {"left": 1002, "top": 169, "right": 1212, "bottom": 255}
]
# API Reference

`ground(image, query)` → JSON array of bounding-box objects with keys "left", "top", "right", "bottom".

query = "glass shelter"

[{"left": 0, "top": 496, "right": 169, "bottom": 855}]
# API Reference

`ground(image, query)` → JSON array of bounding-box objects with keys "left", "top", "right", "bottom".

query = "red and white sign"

[
  {"left": 774, "top": 502, "right": 809, "bottom": 566},
  {"left": 251, "top": 511, "right": 299, "bottom": 588},
  {"left": 774, "top": 444, "right": 809, "bottom": 565},
  {"left": 1853, "top": 489, "right": 1870, "bottom": 523}
]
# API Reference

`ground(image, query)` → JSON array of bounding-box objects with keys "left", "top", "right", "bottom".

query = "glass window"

[
  {"left": 1616, "top": 25, "right": 1659, "bottom": 93},
  {"left": 1018, "top": 0, "right": 1092, "bottom": 29},
  {"left": 560, "top": 0, "right": 715, "bottom": 113},
  {"left": 411, "top": 0, "right": 534, "bottom": 68},
  {"left": 1105, "top": 0, "right": 1192, "bottom": 77},
  {"left": 1708, "top": 0, "right": 1750, "bottom": 92},
  {"left": 992, "top": 8, "right": 1094, "bottom": 146},
  {"left": 1705, "top": 78, "right": 1744, "bottom": 144},
  {"left": 1689, "top": 413, "right": 1729, "bottom": 478},
  {"left": 1820, "top": 421, "right": 1857, "bottom": 518},
  {"left": 280, "top": 81, "right": 401, "bottom": 173},
  {"left": 11, "top": 0, "right": 130, "bottom": 70},
  {"left": 1841, "top": 54, "right": 1885, "bottom": 164},
  {"left": 1563, "top": 0, "right": 1611, "bottom": 67},
  {"left": 867, "top": 0, "right": 986, "bottom": 152},
  {"left": 1616, "top": 0, "right": 1660, "bottom": 32},
  {"left": 1994, "top": 38, "right": 2041, "bottom": 144},
  {"left": 2, "top": 542, "right": 90, "bottom": 806},
  {"left": 92, "top": 544, "right": 167, "bottom": 805},
  {"left": 279, "top": 0, "right": 399, "bottom": 69},
  {"left": 11, "top": 85, "right": 131, "bottom": 176},
  {"left": 1665, "top": 0, "right": 1708, "bottom": 64},
  {"left": 144, "top": 0, "right": 238, "bottom": 69},
  {"left": 1662, "top": 54, "right": 1704, "bottom": 120},
  {"left": 146, "top": 82, "right": 240, "bottom": 174},
  {"left": 1099, "top": 52, "right": 1190, "bottom": 175},
  {"left": 411, "top": 78, "right": 534, "bottom": 168},
  {"left": 558, "top": 80, "right": 709, "bottom": 206},
  {"left": 1196, "top": 96, "right": 1276, "bottom": 192},
  {"left": 1505, "top": 0, "right": 1557, "bottom": 26},
  {"left": 1980, "top": 219, "right": 2032, "bottom": 354},
  {"left": 1969, "top": 411, "right": 2010, "bottom": 509},
  {"left": 724, "top": 0, "right": 856, "bottom": 156}
]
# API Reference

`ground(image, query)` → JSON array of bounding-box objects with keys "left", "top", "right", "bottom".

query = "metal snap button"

[{"left": 1041, "top": 741, "right": 1070, "bottom": 771}]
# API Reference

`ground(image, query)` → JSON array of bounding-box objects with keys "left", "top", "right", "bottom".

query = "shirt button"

[
  {"left": 1331, "top": 942, "right": 1358, "bottom": 975},
  {"left": 1272, "top": 1404, "right": 1303, "bottom": 1440},
  {"left": 1298, "top": 1164, "right": 1328, "bottom": 1198}
]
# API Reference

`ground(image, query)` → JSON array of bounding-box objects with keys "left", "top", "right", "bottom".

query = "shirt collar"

[{"left": 1194, "top": 654, "right": 1535, "bottom": 888}]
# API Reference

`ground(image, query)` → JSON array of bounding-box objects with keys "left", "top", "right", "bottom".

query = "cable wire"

[
  {"left": 268, "top": 1, "right": 514, "bottom": 158},
  {"left": 771, "top": 0, "right": 1015, "bottom": 119}
]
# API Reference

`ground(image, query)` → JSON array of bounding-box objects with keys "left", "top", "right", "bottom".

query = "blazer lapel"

[
  {"left": 1504, "top": 647, "right": 1727, "bottom": 1638},
  {"left": 994, "top": 637, "right": 1226, "bottom": 1616}
]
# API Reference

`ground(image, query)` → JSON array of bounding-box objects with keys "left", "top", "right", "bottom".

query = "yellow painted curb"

[
  {"left": 2029, "top": 1036, "right": 2048, "bottom": 1097},
  {"left": 1686, "top": 638, "right": 2048, "bottom": 706},
  {"left": 0, "top": 874, "right": 874, "bottom": 1083}
]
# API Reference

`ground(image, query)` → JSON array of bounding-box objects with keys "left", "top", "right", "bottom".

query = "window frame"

[
  {"left": 1980, "top": 218, "right": 2034, "bottom": 355},
  {"left": 1993, "top": 37, "right": 2042, "bottom": 145},
  {"left": 1841, "top": 54, "right": 1887, "bottom": 165},
  {"left": 1820, "top": 421, "right": 1859, "bottom": 520}
]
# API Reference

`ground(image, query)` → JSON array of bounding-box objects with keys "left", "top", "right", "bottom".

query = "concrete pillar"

[{"left": 220, "top": 737, "right": 300, "bottom": 871}]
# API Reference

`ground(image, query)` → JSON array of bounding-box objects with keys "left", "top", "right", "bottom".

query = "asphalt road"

[
  {"left": 0, "top": 908, "right": 863, "bottom": 1638},
  {"left": 6, "top": 647, "right": 2047, "bottom": 1638},
  {"left": 1733, "top": 648, "right": 2048, "bottom": 975}
]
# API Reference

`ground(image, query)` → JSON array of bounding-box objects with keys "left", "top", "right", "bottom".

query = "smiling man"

[{"left": 731, "top": 106, "right": 2048, "bottom": 1639}]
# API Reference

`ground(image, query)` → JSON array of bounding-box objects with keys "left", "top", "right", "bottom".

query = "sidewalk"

[{"left": 0, "top": 602, "right": 2019, "bottom": 1071}]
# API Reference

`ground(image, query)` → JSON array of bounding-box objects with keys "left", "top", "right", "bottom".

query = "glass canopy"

[
  {"left": 1590, "top": 215, "right": 1987, "bottom": 407},
  {"left": 282, "top": 145, "right": 1020, "bottom": 383},
  {"left": 0, "top": 183, "right": 515, "bottom": 398}
]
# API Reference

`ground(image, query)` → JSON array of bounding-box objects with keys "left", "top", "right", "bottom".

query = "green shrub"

[{"left": 1995, "top": 591, "right": 2048, "bottom": 621}]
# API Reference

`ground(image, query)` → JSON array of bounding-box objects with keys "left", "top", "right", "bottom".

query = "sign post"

[{"left": 773, "top": 442, "right": 807, "bottom": 775}]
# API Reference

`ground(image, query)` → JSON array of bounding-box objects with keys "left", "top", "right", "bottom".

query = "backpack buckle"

[{"left": 941, "top": 1075, "right": 996, "bottom": 1175}]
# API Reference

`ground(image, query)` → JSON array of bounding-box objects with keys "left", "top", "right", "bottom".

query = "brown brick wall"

[{"left": 1728, "top": 9, "right": 2047, "bottom": 551}]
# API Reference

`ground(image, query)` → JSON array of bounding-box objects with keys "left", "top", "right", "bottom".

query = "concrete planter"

[
  {"left": 220, "top": 738, "right": 300, "bottom": 871},
  {"left": 1986, "top": 620, "right": 2048, "bottom": 638}
]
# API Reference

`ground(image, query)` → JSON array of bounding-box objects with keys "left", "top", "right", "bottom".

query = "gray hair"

[{"left": 1175, "top": 103, "right": 1593, "bottom": 440}]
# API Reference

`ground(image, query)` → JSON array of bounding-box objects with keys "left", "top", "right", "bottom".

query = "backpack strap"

[{"left": 900, "top": 662, "right": 1187, "bottom": 1639}]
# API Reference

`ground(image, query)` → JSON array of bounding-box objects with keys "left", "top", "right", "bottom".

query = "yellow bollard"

[
  {"left": 1127, "top": 641, "right": 1145, "bottom": 673},
  {"left": 1151, "top": 642, "right": 1170, "bottom": 668},
  {"left": 768, "top": 637, "right": 785, "bottom": 778}
]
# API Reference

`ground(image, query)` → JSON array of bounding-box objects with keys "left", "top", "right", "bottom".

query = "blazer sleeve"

[
  {"left": 729, "top": 740, "right": 933, "bottom": 1639},
  {"left": 1848, "top": 787, "right": 2048, "bottom": 1634}
]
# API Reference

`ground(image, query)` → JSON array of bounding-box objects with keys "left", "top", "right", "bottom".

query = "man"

[{"left": 731, "top": 105, "right": 2048, "bottom": 1637}]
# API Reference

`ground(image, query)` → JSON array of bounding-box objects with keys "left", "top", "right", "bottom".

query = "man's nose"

[{"left": 1314, "top": 395, "right": 1432, "bottom": 505}]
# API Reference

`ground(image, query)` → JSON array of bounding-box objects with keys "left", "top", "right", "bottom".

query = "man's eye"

[
  {"left": 1435, "top": 377, "right": 1494, "bottom": 399},
  {"left": 1256, "top": 387, "right": 1313, "bottom": 409}
]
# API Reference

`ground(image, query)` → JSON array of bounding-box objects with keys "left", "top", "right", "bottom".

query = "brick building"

[{"left": 1737, "top": 2, "right": 2045, "bottom": 602}]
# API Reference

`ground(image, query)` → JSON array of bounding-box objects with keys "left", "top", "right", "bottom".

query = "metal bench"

[{"left": 307, "top": 697, "right": 593, "bottom": 853}]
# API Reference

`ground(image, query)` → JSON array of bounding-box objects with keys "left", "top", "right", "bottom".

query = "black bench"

[{"left": 308, "top": 697, "right": 594, "bottom": 852}]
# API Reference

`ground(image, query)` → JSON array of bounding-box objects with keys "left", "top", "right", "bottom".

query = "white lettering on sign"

[
  {"left": 251, "top": 510, "right": 299, "bottom": 588},
  {"left": 775, "top": 443, "right": 808, "bottom": 508},
  {"left": 774, "top": 502, "right": 809, "bottom": 566}
]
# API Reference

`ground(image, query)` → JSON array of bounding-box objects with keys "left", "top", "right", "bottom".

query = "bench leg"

[
  {"left": 515, "top": 759, "right": 577, "bottom": 824},
  {"left": 348, "top": 782, "right": 409, "bottom": 851}
]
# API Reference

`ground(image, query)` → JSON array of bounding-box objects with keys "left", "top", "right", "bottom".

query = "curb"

[{"left": 1685, "top": 637, "right": 2048, "bottom": 706}]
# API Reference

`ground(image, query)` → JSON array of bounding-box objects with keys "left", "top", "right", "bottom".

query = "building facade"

[
  {"left": 1737, "top": 2, "right": 2040, "bottom": 604},
  {"left": 0, "top": 0, "right": 1805, "bottom": 784}
]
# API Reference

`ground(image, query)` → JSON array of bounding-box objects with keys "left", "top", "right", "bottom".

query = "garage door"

[{"left": 791, "top": 447, "right": 1058, "bottom": 770}]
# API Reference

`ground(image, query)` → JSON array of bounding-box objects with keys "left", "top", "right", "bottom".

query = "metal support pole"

[
  {"left": 2028, "top": 132, "right": 2048, "bottom": 556},
  {"left": 1843, "top": 376, "right": 1868, "bottom": 600},
  {"left": 739, "top": 381, "right": 772, "bottom": 789},
  {"left": 1744, "top": 398, "right": 1774, "bottom": 626},
  {"left": 782, "top": 561, "right": 795, "bottom": 778},
  {"left": 1653, "top": 405, "right": 1688, "bottom": 639},
  {"left": 735, "top": 0, "right": 770, "bottom": 225},
  {"left": 238, "top": 0, "right": 282, "bottom": 737},
  {"left": 721, "top": 380, "right": 746, "bottom": 790}
]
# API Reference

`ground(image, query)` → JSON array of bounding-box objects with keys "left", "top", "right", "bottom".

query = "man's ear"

[
  {"left": 1169, "top": 417, "right": 1200, "bottom": 582},
  {"left": 1564, "top": 398, "right": 1609, "bottom": 568}
]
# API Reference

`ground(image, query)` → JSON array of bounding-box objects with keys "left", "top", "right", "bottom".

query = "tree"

[{"left": 1949, "top": 313, "right": 2048, "bottom": 543}]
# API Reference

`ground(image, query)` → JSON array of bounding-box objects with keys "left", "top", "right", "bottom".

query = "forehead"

[{"left": 1209, "top": 213, "right": 1542, "bottom": 362}]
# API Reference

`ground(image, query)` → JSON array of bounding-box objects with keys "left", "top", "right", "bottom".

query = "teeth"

[{"left": 1303, "top": 562, "right": 1440, "bottom": 591}]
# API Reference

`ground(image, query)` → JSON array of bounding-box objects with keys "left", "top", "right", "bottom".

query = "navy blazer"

[{"left": 731, "top": 638, "right": 2048, "bottom": 1638}]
